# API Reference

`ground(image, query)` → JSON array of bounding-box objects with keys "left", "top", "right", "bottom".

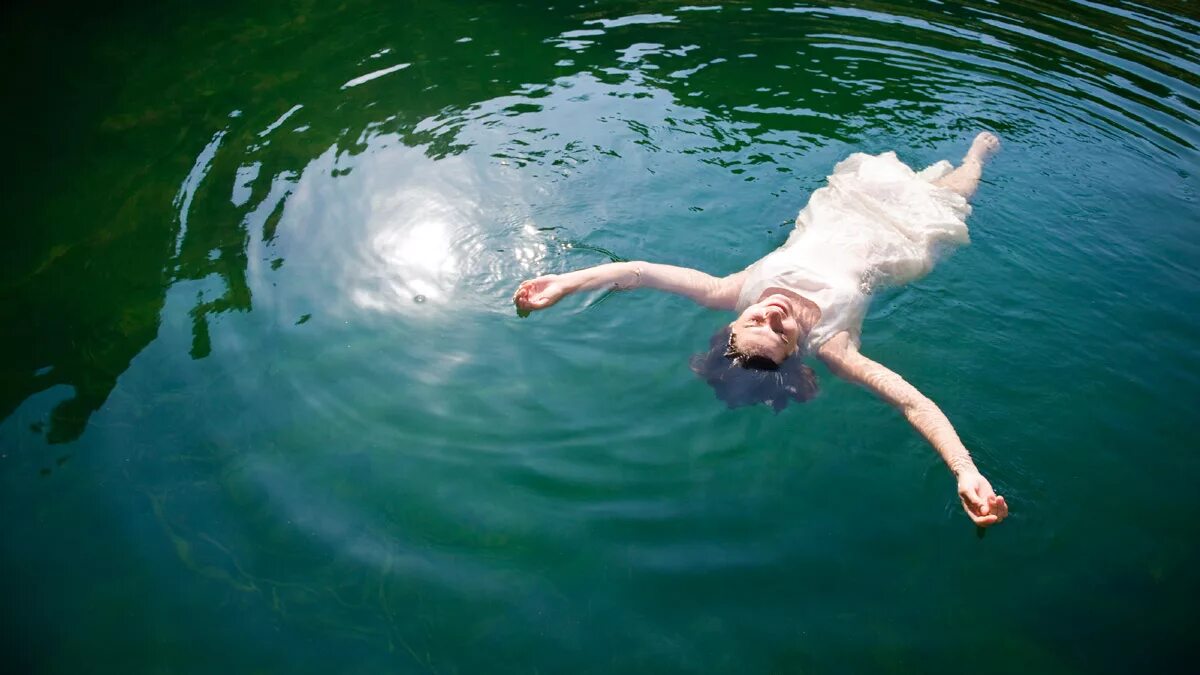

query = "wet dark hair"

[{"left": 689, "top": 325, "right": 819, "bottom": 412}]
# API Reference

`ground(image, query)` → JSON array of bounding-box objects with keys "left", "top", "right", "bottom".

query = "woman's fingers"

[
  {"left": 514, "top": 276, "right": 563, "bottom": 309},
  {"left": 513, "top": 280, "right": 541, "bottom": 308},
  {"left": 990, "top": 496, "right": 1009, "bottom": 520},
  {"left": 965, "top": 496, "right": 1008, "bottom": 527},
  {"left": 958, "top": 475, "right": 1007, "bottom": 526},
  {"left": 513, "top": 279, "right": 558, "bottom": 311},
  {"left": 979, "top": 483, "right": 1004, "bottom": 518},
  {"left": 971, "top": 512, "right": 1000, "bottom": 526}
]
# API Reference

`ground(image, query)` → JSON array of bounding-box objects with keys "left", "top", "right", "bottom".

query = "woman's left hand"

[{"left": 956, "top": 470, "right": 1009, "bottom": 527}]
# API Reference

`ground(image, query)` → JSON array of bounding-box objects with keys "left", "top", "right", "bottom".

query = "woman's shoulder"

[{"left": 813, "top": 330, "right": 858, "bottom": 362}]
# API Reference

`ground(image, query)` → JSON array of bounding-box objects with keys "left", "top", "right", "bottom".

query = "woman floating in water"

[{"left": 514, "top": 132, "right": 1008, "bottom": 527}]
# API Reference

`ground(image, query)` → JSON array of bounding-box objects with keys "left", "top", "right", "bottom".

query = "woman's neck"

[{"left": 759, "top": 286, "right": 821, "bottom": 335}]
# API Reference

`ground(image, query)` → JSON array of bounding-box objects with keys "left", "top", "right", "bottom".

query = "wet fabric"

[{"left": 736, "top": 151, "right": 972, "bottom": 351}]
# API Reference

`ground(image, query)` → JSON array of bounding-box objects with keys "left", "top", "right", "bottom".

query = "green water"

[{"left": 3, "top": 0, "right": 1199, "bottom": 672}]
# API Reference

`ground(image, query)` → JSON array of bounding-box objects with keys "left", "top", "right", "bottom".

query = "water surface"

[{"left": 2, "top": 1, "right": 1198, "bottom": 672}]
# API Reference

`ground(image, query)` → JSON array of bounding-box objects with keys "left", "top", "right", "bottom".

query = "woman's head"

[
  {"left": 689, "top": 323, "right": 818, "bottom": 412},
  {"left": 727, "top": 293, "right": 805, "bottom": 364}
]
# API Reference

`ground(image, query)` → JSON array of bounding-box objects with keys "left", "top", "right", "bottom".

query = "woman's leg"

[{"left": 934, "top": 132, "right": 1000, "bottom": 201}]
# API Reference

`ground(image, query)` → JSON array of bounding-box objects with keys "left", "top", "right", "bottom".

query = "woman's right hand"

[{"left": 513, "top": 274, "right": 571, "bottom": 312}]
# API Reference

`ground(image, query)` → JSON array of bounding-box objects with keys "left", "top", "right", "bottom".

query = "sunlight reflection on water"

[{"left": 359, "top": 187, "right": 463, "bottom": 310}]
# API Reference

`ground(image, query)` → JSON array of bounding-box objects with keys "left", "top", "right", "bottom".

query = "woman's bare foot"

[
  {"left": 964, "top": 131, "right": 1001, "bottom": 165},
  {"left": 934, "top": 132, "right": 1000, "bottom": 199}
]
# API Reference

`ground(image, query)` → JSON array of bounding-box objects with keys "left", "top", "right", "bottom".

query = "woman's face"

[{"left": 729, "top": 294, "right": 802, "bottom": 364}]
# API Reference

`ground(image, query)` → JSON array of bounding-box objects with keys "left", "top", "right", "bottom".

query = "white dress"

[{"left": 735, "top": 151, "right": 972, "bottom": 352}]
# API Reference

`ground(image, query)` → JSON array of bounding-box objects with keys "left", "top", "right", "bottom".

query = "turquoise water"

[{"left": 2, "top": 1, "right": 1198, "bottom": 672}]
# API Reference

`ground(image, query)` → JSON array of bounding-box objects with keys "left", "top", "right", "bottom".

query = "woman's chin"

[{"left": 763, "top": 295, "right": 794, "bottom": 314}]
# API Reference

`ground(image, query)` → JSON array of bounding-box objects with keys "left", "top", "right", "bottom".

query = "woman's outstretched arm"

[
  {"left": 816, "top": 331, "right": 1009, "bottom": 527},
  {"left": 513, "top": 261, "right": 745, "bottom": 312}
]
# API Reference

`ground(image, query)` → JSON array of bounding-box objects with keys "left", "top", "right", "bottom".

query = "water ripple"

[{"left": 8, "top": 2, "right": 1200, "bottom": 668}]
